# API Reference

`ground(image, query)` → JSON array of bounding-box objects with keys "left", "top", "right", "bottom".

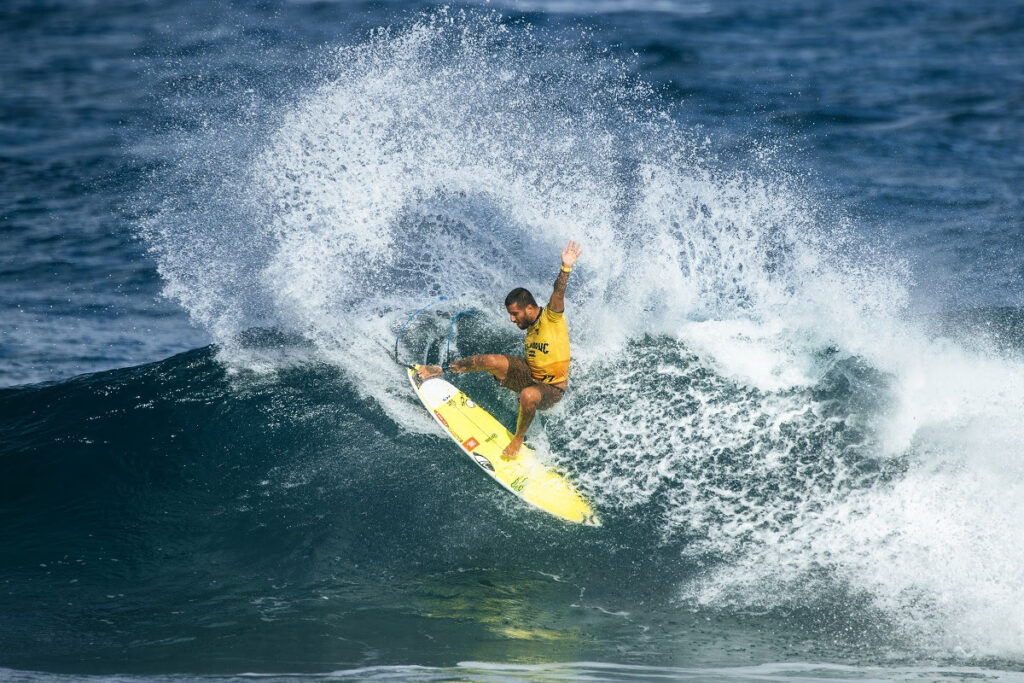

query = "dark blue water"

[{"left": 3, "top": 1, "right": 1024, "bottom": 679}]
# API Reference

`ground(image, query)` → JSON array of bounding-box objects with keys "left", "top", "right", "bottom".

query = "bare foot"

[
  {"left": 416, "top": 365, "right": 443, "bottom": 380},
  {"left": 502, "top": 437, "right": 523, "bottom": 460}
]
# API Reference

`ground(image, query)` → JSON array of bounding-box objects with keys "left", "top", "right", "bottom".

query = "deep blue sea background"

[{"left": 3, "top": 0, "right": 1024, "bottom": 680}]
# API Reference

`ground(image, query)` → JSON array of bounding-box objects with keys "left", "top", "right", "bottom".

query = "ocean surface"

[{"left": 3, "top": 0, "right": 1024, "bottom": 679}]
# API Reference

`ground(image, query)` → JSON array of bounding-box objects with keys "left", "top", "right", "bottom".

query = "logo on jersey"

[{"left": 526, "top": 341, "right": 550, "bottom": 354}]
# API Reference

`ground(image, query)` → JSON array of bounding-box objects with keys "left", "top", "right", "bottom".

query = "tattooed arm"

[{"left": 548, "top": 240, "right": 582, "bottom": 314}]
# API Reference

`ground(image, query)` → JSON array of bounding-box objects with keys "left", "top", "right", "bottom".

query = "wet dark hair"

[{"left": 504, "top": 287, "right": 537, "bottom": 309}]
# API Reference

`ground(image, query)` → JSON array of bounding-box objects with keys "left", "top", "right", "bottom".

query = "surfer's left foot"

[
  {"left": 502, "top": 438, "right": 523, "bottom": 460},
  {"left": 416, "top": 365, "right": 443, "bottom": 380}
]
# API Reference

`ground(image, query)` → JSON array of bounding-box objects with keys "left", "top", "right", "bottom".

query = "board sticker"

[{"left": 472, "top": 454, "right": 495, "bottom": 472}]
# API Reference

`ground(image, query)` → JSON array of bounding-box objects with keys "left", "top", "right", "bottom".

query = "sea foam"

[{"left": 142, "top": 11, "right": 1024, "bottom": 659}]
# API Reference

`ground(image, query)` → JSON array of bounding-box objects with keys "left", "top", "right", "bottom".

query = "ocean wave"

[{"left": 130, "top": 9, "right": 1024, "bottom": 662}]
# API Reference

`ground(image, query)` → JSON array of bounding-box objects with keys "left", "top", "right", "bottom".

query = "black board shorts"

[{"left": 496, "top": 355, "right": 566, "bottom": 410}]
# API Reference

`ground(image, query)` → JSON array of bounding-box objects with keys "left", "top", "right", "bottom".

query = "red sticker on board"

[
  {"left": 434, "top": 411, "right": 449, "bottom": 429},
  {"left": 462, "top": 437, "right": 479, "bottom": 451}
]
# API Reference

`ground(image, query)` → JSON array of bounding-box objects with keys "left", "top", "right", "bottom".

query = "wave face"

[{"left": 5, "top": 7, "right": 1024, "bottom": 677}]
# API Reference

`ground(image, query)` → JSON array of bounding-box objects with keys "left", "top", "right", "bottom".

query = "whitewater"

[
  {"left": 5, "top": 2, "right": 1024, "bottom": 679},
  {"left": 136, "top": 12, "right": 1024, "bottom": 662}
]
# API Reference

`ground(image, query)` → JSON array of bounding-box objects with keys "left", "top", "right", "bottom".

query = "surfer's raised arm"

[{"left": 548, "top": 240, "right": 581, "bottom": 314}]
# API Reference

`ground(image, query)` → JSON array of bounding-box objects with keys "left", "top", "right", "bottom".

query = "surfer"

[{"left": 417, "top": 240, "right": 581, "bottom": 459}]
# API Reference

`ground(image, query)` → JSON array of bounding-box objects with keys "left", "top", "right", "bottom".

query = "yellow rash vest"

[{"left": 524, "top": 307, "right": 571, "bottom": 384}]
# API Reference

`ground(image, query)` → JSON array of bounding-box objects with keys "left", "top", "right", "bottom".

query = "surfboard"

[{"left": 408, "top": 368, "right": 600, "bottom": 526}]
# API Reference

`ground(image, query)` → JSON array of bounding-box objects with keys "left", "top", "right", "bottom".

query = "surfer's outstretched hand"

[
  {"left": 416, "top": 365, "right": 444, "bottom": 380},
  {"left": 561, "top": 240, "right": 582, "bottom": 269}
]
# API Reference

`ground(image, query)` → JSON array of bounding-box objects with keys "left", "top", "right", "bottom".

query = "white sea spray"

[{"left": 141, "top": 10, "right": 1024, "bottom": 659}]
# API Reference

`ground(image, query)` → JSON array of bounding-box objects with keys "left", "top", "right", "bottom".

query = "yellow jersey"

[{"left": 524, "top": 307, "right": 571, "bottom": 385}]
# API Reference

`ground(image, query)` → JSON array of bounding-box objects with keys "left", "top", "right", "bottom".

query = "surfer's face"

[{"left": 507, "top": 303, "right": 539, "bottom": 329}]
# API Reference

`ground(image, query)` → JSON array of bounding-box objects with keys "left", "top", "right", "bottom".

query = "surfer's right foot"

[
  {"left": 416, "top": 365, "right": 444, "bottom": 380},
  {"left": 502, "top": 437, "right": 523, "bottom": 460}
]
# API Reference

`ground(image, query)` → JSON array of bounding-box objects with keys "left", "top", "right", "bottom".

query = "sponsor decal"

[
  {"left": 484, "top": 433, "right": 498, "bottom": 443},
  {"left": 511, "top": 476, "right": 529, "bottom": 492},
  {"left": 433, "top": 410, "right": 449, "bottom": 429},
  {"left": 424, "top": 383, "right": 457, "bottom": 404},
  {"left": 472, "top": 455, "right": 495, "bottom": 472},
  {"left": 462, "top": 437, "right": 479, "bottom": 451}
]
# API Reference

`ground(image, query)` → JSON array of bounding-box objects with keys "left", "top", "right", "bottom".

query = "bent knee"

[
  {"left": 477, "top": 354, "right": 506, "bottom": 368},
  {"left": 519, "top": 385, "right": 542, "bottom": 408}
]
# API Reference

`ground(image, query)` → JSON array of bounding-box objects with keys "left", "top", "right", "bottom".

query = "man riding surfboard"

[{"left": 416, "top": 240, "right": 581, "bottom": 459}]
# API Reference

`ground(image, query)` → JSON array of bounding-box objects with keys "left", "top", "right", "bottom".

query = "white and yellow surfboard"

[{"left": 408, "top": 368, "right": 599, "bottom": 526}]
